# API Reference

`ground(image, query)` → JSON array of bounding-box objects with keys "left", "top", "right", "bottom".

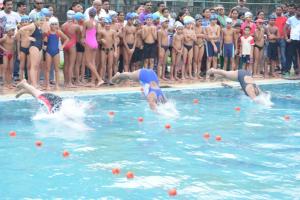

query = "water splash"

[
  {"left": 254, "top": 91, "right": 274, "bottom": 108},
  {"left": 32, "top": 98, "right": 93, "bottom": 140},
  {"left": 156, "top": 100, "right": 179, "bottom": 119}
]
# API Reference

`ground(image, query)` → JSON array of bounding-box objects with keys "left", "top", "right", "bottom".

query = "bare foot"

[
  {"left": 111, "top": 72, "right": 121, "bottom": 84},
  {"left": 96, "top": 79, "right": 105, "bottom": 87},
  {"left": 16, "top": 79, "right": 27, "bottom": 89}
]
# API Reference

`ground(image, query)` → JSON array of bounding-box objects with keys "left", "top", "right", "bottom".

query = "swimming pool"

[{"left": 0, "top": 82, "right": 300, "bottom": 199}]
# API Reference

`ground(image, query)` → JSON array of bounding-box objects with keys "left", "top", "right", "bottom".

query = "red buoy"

[
  {"left": 138, "top": 117, "right": 144, "bottom": 122},
  {"left": 235, "top": 107, "right": 241, "bottom": 112},
  {"left": 216, "top": 135, "right": 222, "bottom": 142},
  {"left": 35, "top": 141, "right": 43, "bottom": 147},
  {"left": 203, "top": 132, "right": 210, "bottom": 140},
  {"left": 9, "top": 131, "right": 16, "bottom": 137},
  {"left": 165, "top": 124, "right": 171, "bottom": 129},
  {"left": 108, "top": 111, "right": 115, "bottom": 116},
  {"left": 284, "top": 115, "right": 290, "bottom": 121},
  {"left": 62, "top": 150, "right": 70, "bottom": 158},
  {"left": 112, "top": 168, "right": 120, "bottom": 175},
  {"left": 168, "top": 188, "right": 177, "bottom": 196},
  {"left": 126, "top": 171, "right": 134, "bottom": 179},
  {"left": 193, "top": 99, "right": 199, "bottom": 104}
]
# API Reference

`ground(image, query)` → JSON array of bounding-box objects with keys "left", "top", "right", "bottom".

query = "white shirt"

[
  {"left": 241, "top": 35, "right": 254, "bottom": 55},
  {"left": 0, "top": 10, "right": 21, "bottom": 27},
  {"left": 287, "top": 16, "right": 300, "bottom": 40},
  {"left": 29, "top": 9, "right": 40, "bottom": 16},
  {"left": 84, "top": 7, "right": 107, "bottom": 21}
]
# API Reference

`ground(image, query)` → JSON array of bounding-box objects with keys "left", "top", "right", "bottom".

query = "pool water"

[{"left": 1, "top": 83, "right": 300, "bottom": 199}]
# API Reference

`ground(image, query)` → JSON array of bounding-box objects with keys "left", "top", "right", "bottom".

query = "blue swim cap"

[
  {"left": 144, "top": 14, "right": 152, "bottom": 20},
  {"left": 89, "top": 7, "right": 97, "bottom": 17},
  {"left": 41, "top": 8, "right": 51, "bottom": 17},
  {"left": 131, "top": 12, "right": 138, "bottom": 18},
  {"left": 21, "top": 15, "right": 30, "bottom": 23},
  {"left": 104, "top": 16, "right": 112, "bottom": 24},
  {"left": 74, "top": 12, "right": 85, "bottom": 21},
  {"left": 152, "top": 13, "right": 160, "bottom": 20},
  {"left": 125, "top": 13, "right": 133, "bottom": 21},
  {"left": 210, "top": 14, "right": 218, "bottom": 21}
]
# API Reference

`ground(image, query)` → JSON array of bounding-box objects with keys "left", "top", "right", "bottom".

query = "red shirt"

[
  {"left": 241, "top": 21, "right": 256, "bottom": 35},
  {"left": 275, "top": 16, "right": 287, "bottom": 38}
]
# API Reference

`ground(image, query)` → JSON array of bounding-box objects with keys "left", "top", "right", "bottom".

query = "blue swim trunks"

[
  {"left": 223, "top": 43, "right": 234, "bottom": 58},
  {"left": 206, "top": 41, "right": 220, "bottom": 57}
]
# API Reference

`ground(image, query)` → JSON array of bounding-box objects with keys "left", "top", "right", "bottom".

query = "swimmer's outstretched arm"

[
  {"left": 111, "top": 70, "right": 140, "bottom": 84},
  {"left": 207, "top": 69, "right": 238, "bottom": 82}
]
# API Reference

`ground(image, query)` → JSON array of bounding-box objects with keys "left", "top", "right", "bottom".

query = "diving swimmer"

[
  {"left": 16, "top": 79, "right": 62, "bottom": 113},
  {"left": 111, "top": 69, "right": 167, "bottom": 110},
  {"left": 207, "top": 69, "right": 264, "bottom": 102}
]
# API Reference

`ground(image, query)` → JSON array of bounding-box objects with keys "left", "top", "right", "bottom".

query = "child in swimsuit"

[
  {"left": 206, "top": 14, "right": 221, "bottom": 76},
  {"left": 194, "top": 15, "right": 205, "bottom": 79},
  {"left": 253, "top": 19, "right": 265, "bottom": 77},
  {"left": 221, "top": 18, "right": 236, "bottom": 71},
  {"left": 16, "top": 15, "right": 31, "bottom": 81},
  {"left": 45, "top": 17, "right": 69, "bottom": 90},
  {"left": 123, "top": 13, "right": 136, "bottom": 72},
  {"left": 142, "top": 14, "right": 157, "bottom": 69},
  {"left": 207, "top": 69, "right": 262, "bottom": 101},
  {"left": 98, "top": 16, "right": 117, "bottom": 84},
  {"left": 111, "top": 69, "right": 167, "bottom": 111},
  {"left": 183, "top": 16, "right": 197, "bottom": 80},
  {"left": 157, "top": 17, "right": 170, "bottom": 80},
  {"left": 16, "top": 79, "right": 62, "bottom": 114},
  {"left": 171, "top": 24, "right": 184, "bottom": 81},
  {"left": 0, "top": 25, "right": 16, "bottom": 88}
]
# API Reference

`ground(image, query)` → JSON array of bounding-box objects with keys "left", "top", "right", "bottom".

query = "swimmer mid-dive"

[
  {"left": 207, "top": 69, "right": 265, "bottom": 103},
  {"left": 16, "top": 79, "right": 62, "bottom": 113},
  {"left": 111, "top": 69, "right": 167, "bottom": 110}
]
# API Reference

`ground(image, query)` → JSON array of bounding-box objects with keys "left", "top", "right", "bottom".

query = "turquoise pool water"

[{"left": 0, "top": 83, "right": 300, "bottom": 199}]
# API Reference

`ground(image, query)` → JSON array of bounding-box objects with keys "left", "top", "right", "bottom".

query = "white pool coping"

[{"left": 0, "top": 79, "right": 299, "bottom": 101}]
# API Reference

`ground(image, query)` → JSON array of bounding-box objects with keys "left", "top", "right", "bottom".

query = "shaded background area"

[{"left": 15, "top": 0, "right": 297, "bottom": 22}]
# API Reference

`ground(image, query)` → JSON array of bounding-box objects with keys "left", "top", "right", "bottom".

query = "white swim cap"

[
  {"left": 67, "top": 10, "right": 75, "bottom": 20},
  {"left": 245, "top": 12, "right": 253, "bottom": 18},
  {"left": 49, "top": 17, "right": 59, "bottom": 24},
  {"left": 226, "top": 18, "right": 233, "bottom": 24}
]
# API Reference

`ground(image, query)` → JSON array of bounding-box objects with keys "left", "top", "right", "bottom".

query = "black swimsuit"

[
  {"left": 184, "top": 44, "right": 193, "bottom": 52},
  {"left": 238, "top": 70, "right": 259, "bottom": 96},
  {"left": 161, "top": 45, "right": 169, "bottom": 52},
  {"left": 30, "top": 25, "right": 43, "bottom": 51}
]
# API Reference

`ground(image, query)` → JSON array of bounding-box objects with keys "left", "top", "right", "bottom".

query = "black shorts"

[
  {"left": 267, "top": 42, "right": 278, "bottom": 61},
  {"left": 76, "top": 42, "right": 85, "bottom": 53},
  {"left": 0, "top": 55, "right": 3, "bottom": 64},
  {"left": 143, "top": 42, "right": 156, "bottom": 59},
  {"left": 38, "top": 93, "right": 62, "bottom": 113},
  {"left": 132, "top": 47, "right": 143, "bottom": 63}
]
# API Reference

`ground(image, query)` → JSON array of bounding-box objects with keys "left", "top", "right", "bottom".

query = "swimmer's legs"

[
  {"left": 111, "top": 70, "right": 140, "bottom": 84},
  {"left": 207, "top": 69, "right": 238, "bottom": 81},
  {"left": 16, "top": 79, "right": 43, "bottom": 98}
]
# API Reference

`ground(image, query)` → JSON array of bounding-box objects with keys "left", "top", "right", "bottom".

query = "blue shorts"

[
  {"left": 267, "top": 42, "right": 278, "bottom": 61},
  {"left": 223, "top": 43, "right": 234, "bottom": 58},
  {"left": 241, "top": 55, "right": 251, "bottom": 64},
  {"left": 206, "top": 41, "right": 220, "bottom": 57}
]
